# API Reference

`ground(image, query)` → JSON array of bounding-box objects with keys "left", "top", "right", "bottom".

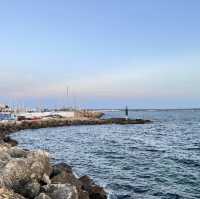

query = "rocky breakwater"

[
  {"left": 0, "top": 117, "right": 151, "bottom": 142},
  {"left": 0, "top": 143, "right": 107, "bottom": 199}
]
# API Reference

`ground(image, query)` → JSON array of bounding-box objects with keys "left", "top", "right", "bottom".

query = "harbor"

[
  {"left": 0, "top": 104, "right": 151, "bottom": 142},
  {"left": 0, "top": 103, "right": 151, "bottom": 199}
]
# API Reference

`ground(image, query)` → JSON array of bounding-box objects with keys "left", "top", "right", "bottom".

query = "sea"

[{"left": 11, "top": 110, "right": 200, "bottom": 199}]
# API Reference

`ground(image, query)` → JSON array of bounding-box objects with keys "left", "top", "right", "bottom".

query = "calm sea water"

[{"left": 12, "top": 110, "right": 200, "bottom": 199}]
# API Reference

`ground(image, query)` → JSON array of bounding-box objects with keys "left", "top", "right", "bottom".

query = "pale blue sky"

[{"left": 0, "top": 0, "right": 200, "bottom": 108}]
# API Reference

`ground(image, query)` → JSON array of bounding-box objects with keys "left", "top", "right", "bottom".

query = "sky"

[{"left": 0, "top": 0, "right": 200, "bottom": 109}]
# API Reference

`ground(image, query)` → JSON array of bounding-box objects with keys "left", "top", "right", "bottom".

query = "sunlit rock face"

[
  {"left": 0, "top": 187, "right": 26, "bottom": 199},
  {"left": 0, "top": 146, "right": 52, "bottom": 188},
  {"left": 0, "top": 144, "right": 52, "bottom": 198}
]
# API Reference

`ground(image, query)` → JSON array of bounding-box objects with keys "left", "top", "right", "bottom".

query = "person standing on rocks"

[{"left": 125, "top": 106, "right": 128, "bottom": 120}]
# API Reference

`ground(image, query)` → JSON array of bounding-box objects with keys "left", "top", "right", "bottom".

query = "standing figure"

[{"left": 125, "top": 105, "right": 128, "bottom": 120}]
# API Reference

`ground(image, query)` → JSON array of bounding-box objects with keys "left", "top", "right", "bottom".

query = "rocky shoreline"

[
  {"left": 0, "top": 143, "right": 107, "bottom": 199},
  {"left": 0, "top": 116, "right": 151, "bottom": 199}
]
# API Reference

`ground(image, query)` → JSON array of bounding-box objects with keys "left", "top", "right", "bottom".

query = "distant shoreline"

[
  {"left": 0, "top": 116, "right": 151, "bottom": 141},
  {"left": 87, "top": 108, "right": 200, "bottom": 111}
]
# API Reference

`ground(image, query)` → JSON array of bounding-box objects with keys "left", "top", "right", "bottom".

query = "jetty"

[
  {"left": 0, "top": 111, "right": 151, "bottom": 140},
  {"left": 0, "top": 110, "right": 151, "bottom": 199}
]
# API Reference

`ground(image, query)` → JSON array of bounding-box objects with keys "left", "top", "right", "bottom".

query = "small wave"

[
  {"left": 129, "top": 146, "right": 139, "bottom": 150},
  {"left": 132, "top": 186, "right": 149, "bottom": 194},
  {"left": 186, "top": 147, "right": 200, "bottom": 151},
  {"left": 153, "top": 192, "right": 181, "bottom": 199},
  {"left": 136, "top": 174, "right": 151, "bottom": 179},
  {"left": 163, "top": 192, "right": 181, "bottom": 199},
  {"left": 105, "top": 155, "right": 126, "bottom": 160},
  {"left": 115, "top": 194, "right": 132, "bottom": 199},
  {"left": 144, "top": 148, "right": 166, "bottom": 153},
  {"left": 170, "top": 157, "right": 200, "bottom": 167}
]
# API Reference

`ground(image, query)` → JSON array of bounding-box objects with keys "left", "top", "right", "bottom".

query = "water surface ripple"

[{"left": 12, "top": 110, "right": 200, "bottom": 199}]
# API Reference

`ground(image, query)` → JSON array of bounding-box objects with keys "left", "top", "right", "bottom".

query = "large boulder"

[
  {"left": 35, "top": 193, "right": 52, "bottom": 199},
  {"left": 0, "top": 147, "right": 52, "bottom": 199},
  {"left": 27, "top": 150, "right": 53, "bottom": 179},
  {"left": 0, "top": 143, "right": 106, "bottom": 199},
  {"left": 0, "top": 144, "right": 29, "bottom": 170},
  {"left": 0, "top": 187, "right": 26, "bottom": 199},
  {"left": 42, "top": 183, "right": 79, "bottom": 199},
  {"left": 3, "top": 136, "right": 18, "bottom": 146},
  {"left": 0, "top": 151, "right": 11, "bottom": 168},
  {"left": 79, "top": 176, "right": 107, "bottom": 199},
  {"left": 8, "top": 147, "right": 28, "bottom": 158},
  {"left": 51, "top": 163, "right": 79, "bottom": 185},
  {"left": 50, "top": 163, "right": 89, "bottom": 199},
  {"left": 1, "top": 150, "right": 52, "bottom": 187},
  {"left": 13, "top": 179, "right": 41, "bottom": 199}
]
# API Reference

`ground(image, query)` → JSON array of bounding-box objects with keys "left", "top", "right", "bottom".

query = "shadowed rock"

[
  {"left": 51, "top": 163, "right": 78, "bottom": 185},
  {"left": 50, "top": 163, "right": 90, "bottom": 199},
  {"left": 3, "top": 136, "right": 18, "bottom": 146},
  {"left": 8, "top": 146, "right": 28, "bottom": 158},
  {"left": 103, "top": 118, "right": 151, "bottom": 125},
  {"left": 79, "top": 175, "right": 107, "bottom": 199},
  {"left": 0, "top": 187, "right": 26, "bottom": 199},
  {"left": 13, "top": 179, "right": 40, "bottom": 199},
  {"left": 42, "top": 183, "right": 79, "bottom": 199}
]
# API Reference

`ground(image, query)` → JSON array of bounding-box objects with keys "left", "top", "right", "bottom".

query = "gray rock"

[
  {"left": 0, "top": 151, "right": 11, "bottom": 164},
  {"left": 3, "top": 136, "right": 18, "bottom": 146},
  {"left": 8, "top": 147, "right": 27, "bottom": 158},
  {"left": 43, "top": 183, "right": 79, "bottom": 199},
  {"left": 28, "top": 150, "right": 53, "bottom": 179},
  {"left": 0, "top": 149, "right": 52, "bottom": 189},
  {"left": 0, "top": 144, "right": 106, "bottom": 199},
  {"left": 0, "top": 187, "right": 26, "bottom": 199},
  {"left": 50, "top": 163, "right": 89, "bottom": 199},
  {"left": 79, "top": 175, "right": 107, "bottom": 199},
  {"left": 13, "top": 180, "right": 41, "bottom": 199},
  {"left": 78, "top": 190, "right": 90, "bottom": 199},
  {"left": 50, "top": 163, "right": 79, "bottom": 186},
  {"left": 42, "top": 173, "right": 51, "bottom": 185},
  {"left": 35, "top": 193, "right": 52, "bottom": 199}
]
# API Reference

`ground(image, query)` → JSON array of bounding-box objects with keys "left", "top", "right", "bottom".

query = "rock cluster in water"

[{"left": 0, "top": 143, "right": 107, "bottom": 199}]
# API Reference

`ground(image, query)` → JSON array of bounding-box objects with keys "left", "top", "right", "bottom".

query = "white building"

[{"left": 0, "top": 104, "right": 10, "bottom": 112}]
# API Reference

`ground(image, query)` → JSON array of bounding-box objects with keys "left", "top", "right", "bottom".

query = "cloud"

[{"left": 0, "top": 55, "right": 199, "bottom": 102}]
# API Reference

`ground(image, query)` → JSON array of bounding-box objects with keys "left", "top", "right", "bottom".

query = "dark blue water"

[{"left": 12, "top": 110, "right": 200, "bottom": 199}]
